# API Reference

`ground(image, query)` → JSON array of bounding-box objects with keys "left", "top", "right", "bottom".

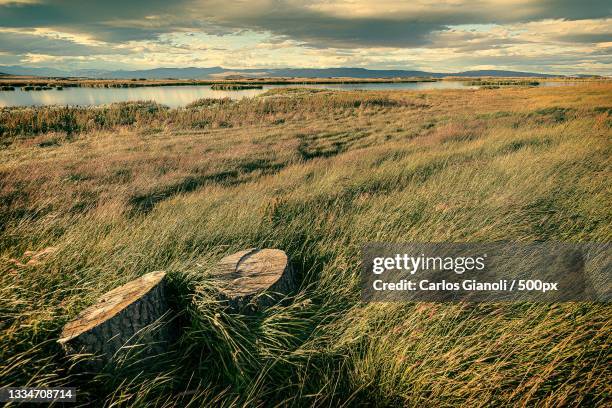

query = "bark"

[
  {"left": 58, "top": 271, "right": 176, "bottom": 368},
  {"left": 214, "top": 248, "right": 296, "bottom": 310}
]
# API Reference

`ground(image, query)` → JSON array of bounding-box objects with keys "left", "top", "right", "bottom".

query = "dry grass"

[
  {"left": 0, "top": 76, "right": 440, "bottom": 89},
  {"left": 0, "top": 84, "right": 611, "bottom": 406}
]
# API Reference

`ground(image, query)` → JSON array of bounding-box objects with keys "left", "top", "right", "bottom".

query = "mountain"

[
  {"left": 75, "top": 67, "right": 228, "bottom": 79},
  {"left": 0, "top": 65, "right": 74, "bottom": 77},
  {"left": 0, "top": 65, "right": 567, "bottom": 79},
  {"left": 243, "top": 67, "right": 435, "bottom": 78},
  {"left": 0, "top": 65, "right": 229, "bottom": 79},
  {"left": 450, "top": 70, "right": 555, "bottom": 78}
]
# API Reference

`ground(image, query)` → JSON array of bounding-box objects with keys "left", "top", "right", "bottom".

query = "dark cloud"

[
  {"left": 0, "top": 30, "right": 120, "bottom": 55},
  {"left": 193, "top": 1, "right": 611, "bottom": 48},
  {"left": 0, "top": 0, "right": 610, "bottom": 74},
  {"left": 556, "top": 33, "right": 612, "bottom": 43},
  {"left": 0, "top": 0, "right": 610, "bottom": 47},
  {"left": 0, "top": 0, "right": 179, "bottom": 25},
  {"left": 0, "top": 0, "right": 195, "bottom": 41},
  {"left": 533, "top": 0, "right": 611, "bottom": 21},
  {"left": 237, "top": 14, "right": 445, "bottom": 48}
]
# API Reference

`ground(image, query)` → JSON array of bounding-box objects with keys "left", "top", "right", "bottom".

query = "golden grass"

[
  {"left": 0, "top": 84, "right": 611, "bottom": 406},
  {"left": 0, "top": 76, "right": 441, "bottom": 89}
]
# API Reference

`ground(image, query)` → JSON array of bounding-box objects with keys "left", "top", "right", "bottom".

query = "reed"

[
  {"left": 1, "top": 84, "right": 610, "bottom": 406},
  {"left": 211, "top": 83, "right": 264, "bottom": 90}
]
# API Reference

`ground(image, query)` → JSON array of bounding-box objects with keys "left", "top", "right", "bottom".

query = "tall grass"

[
  {"left": 1, "top": 84, "right": 611, "bottom": 406},
  {"left": 0, "top": 89, "right": 419, "bottom": 143}
]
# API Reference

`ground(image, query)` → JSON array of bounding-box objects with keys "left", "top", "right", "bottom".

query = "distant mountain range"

[{"left": 0, "top": 65, "right": 599, "bottom": 79}]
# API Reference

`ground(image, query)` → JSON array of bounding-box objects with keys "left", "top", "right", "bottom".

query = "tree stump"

[
  {"left": 214, "top": 248, "right": 296, "bottom": 310},
  {"left": 58, "top": 271, "right": 176, "bottom": 368}
]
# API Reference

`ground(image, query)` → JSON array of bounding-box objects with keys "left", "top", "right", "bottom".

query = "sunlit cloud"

[{"left": 0, "top": 0, "right": 609, "bottom": 74}]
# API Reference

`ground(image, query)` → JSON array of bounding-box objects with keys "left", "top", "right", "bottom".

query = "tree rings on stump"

[
  {"left": 58, "top": 271, "right": 176, "bottom": 369},
  {"left": 214, "top": 248, "right": 295, "bottom": 310}
]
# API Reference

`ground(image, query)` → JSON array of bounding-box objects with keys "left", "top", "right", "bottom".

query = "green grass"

[{"left": 0, "top": 84, "right": 611, "bottom": 406}]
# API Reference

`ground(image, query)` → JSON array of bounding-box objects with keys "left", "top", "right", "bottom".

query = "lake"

[{"left": 0, "top": 81, "right": 578, "bottom": 108}]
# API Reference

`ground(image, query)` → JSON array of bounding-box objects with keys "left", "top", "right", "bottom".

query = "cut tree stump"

[
  {"left": 58, "top": 271, "right": 176, "bottom": 368},
  {"left": 214, "top": 248, "right": 296, "bottom": 310}
]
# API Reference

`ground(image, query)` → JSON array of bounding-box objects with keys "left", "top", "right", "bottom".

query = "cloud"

[
  {"left": 0, "top": 0, "right": 196, "bottom": 41},
  {"left": 0, "top": 0, "right": 609, "bottom": 46},
  {"left": 189, "top": 0, "right": 611, "bottom": 49},
  {"left": 0, "top": 1, "right": 610, "bottom": 74},
  {"left": 0, "top": 28, "right": 119, "bottom": 55}
]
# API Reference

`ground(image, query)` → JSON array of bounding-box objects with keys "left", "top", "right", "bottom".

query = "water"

[{"left": 0, "top": 81, "right": 579, "bottom": 108}]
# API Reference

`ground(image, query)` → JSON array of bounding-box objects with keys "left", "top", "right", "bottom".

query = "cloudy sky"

[{"left": 0, "top": 0, "right": 610, "bottom": 74}]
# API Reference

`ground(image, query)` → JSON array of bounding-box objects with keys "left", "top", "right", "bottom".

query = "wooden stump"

[
  {"left": 58, "top": 271, "right": 176, "bottom": 368},
  {"left": 214, "top": 248, "right": 296, "bottom": 310}
]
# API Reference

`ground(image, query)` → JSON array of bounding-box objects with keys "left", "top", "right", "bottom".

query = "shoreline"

[{"left": 0, "top": 76, "right": 608, "bottom": 89}]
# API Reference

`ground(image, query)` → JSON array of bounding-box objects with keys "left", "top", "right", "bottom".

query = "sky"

[{"left": 0, "top": 0, "right": 610, "bottom": 75}]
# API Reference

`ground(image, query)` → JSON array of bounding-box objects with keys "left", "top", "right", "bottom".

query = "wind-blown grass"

[{"left": 1, "top": 84, "right": 611, "bottom": 406}]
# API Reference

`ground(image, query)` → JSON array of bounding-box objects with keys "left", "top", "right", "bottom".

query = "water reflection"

[{"left": 0, "top": 81, "right": 579, "bottom": 108}]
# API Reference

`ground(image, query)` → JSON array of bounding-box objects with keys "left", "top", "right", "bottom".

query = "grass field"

[{"left": 1, "top": 84, "right": 611, "bottom": 406}]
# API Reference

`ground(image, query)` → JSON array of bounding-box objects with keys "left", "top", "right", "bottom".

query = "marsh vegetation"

[
  {"left": 1, "top": 84, "right": 611, "bottom": 406},
  {"left": 466, "top": 80, "right": 541, "bottom": 89},
  {"left": 210, "top": 83, "right": 264, "bottom": 90}
]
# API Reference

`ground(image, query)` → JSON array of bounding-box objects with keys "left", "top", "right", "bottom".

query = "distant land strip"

[{"left": 1, "top": 65, "right": 607, "bottom": 81}]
